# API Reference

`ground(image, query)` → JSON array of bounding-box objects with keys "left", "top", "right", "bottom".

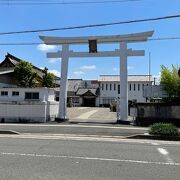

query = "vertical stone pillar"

[
  {"left": 118, "top": 42, "right": 128, "bottom": 122},
  {"left": 58, "top": 44, "right": 69, "bottom": 120}
]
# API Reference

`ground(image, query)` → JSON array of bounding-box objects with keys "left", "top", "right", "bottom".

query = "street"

[
  {"left": 0, "top": 134, "right": 179, "bottom": 180},
  {"left": 0, "top": 123, "right": 147, "bottom": 137}
]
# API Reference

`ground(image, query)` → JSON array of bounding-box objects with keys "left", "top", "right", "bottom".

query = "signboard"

[{"left": 143, "top": 85, "right": 168, "bottom": 98}]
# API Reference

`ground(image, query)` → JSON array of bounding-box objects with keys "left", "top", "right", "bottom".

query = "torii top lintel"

[{"left": 39, "top": 31, "right": 154, "bottom": 45}]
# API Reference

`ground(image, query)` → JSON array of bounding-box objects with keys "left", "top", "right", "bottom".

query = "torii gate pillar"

[
  {"left": 119, "top": 42, "right": 128, "bottom": 122},
  {"left": 59, "top": 44, "right": 69, "bottom": 120}
]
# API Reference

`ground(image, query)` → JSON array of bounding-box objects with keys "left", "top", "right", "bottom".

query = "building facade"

[{"left": 99, "top": 75, "right": 153, "bottom": 106}]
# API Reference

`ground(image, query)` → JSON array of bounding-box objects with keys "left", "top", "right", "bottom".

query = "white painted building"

[
  {"left": 0, "top": 88, "right": 58, "bottom": 123},
  {"left": 99, "top": 75, "right": 153, "bottom": 106}
]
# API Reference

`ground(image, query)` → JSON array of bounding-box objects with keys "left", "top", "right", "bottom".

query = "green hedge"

[{"left": 149, "top": 123, "right": 180, "bottom": 137}]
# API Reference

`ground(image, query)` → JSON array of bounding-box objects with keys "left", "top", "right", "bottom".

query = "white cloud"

[
  {"left": 73, "top": 71, "right": 85, "bottom": 76},
  {"left": 113, "top": 66, "right": 134, "bottom": 71},
  {"left": 49, "top": 70, "right": 60, "bottom": 77},
  {"left": 37, "top": 44, "right": 57, "bottom": 52},
  {"left": 113, "top": 67, "right": 118, "bottom": 71},
  {"left": 128, "top": 66, "right": 134, "bottom": 70},
  {"left": 48, "top": 58, "right": 60, "bottom": 63},
  {"left": 80, "top": 65, "right": 96, "bottom": 70}
]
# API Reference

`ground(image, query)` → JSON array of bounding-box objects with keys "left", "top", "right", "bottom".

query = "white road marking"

[
  {"left": 0, "top": 134, "right": 180, "bottom": 146},
  {"left": 76, "top": 110, "right": 98, "bottom": 119},
  {"left": 157, "top": 148, "right": 174, "bottom": 164},
  {"left": 144, "top": 133, "right": 149, "bottom": 135},
  {"left": 1, "top": 152, "right": 180, "bottom": 166},
  {"left": 0, "top": 123, "right": 148, "bottom": 130},
  {"left": 158, "top": 148, "right": 169, "bottom": 155},
  {"left": 151, "top": 142, "right": 159, "bottom": 146}
]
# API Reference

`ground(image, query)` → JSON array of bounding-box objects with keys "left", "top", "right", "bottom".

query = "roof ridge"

[
  {"left": 6, "top": 53, "right": 44, "bottom": 73},
  {"left": 6, "top": 53, "right": 22, "bottom": 62}
]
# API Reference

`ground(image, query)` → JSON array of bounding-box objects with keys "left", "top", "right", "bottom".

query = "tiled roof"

[
  {"left": 68, "top": 79, "right": 83, "bottom": 92},
  {"left": 0, "top": 53, "right": 44, "bottom": 78},
  {"left": 53, "top": 79, "right": 83, "bottom": 92},
  {"left": 98, "top": 75, "right": 153, "bottom": 82},
  {"left": 76, "top": 88, "right": 97, "bottom": 96}
]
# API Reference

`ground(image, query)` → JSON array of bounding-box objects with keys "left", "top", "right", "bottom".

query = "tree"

[
  {"left": 42, "top": 67, "right": 55, "bottom": 87},
  {"left": 160, "top": 65, "right": 180, "bottom": 103},
  {"left": 14, "top": 61, "right": 37, "bottom": 87}
]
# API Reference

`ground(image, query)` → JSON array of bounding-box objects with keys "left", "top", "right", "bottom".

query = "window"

[
  {"left": 102, "top": 84, "right": 104, "bottom": 91},
  {"left": 106, "top": 84, "right": 108, "bottom": 91},
  {"left": 118, "top": 85, "right": 120, "bottom": 94},
  {"left": 25, "top": 92, "right": 39, "bottom": 100},
  {"left": 1, "top": 91, "right": 8, "bottom": 96},
  {"left": 138, "top": 84, "right": 140, "bottom": 91},
  {"left": 114, "top": 84, "right": 116, "bottom": 91},
  {"left": 134, "top": 84, "right": 136, "bottom": 91},
  {"left": 129, "top": 84, "right": 131, "bottom": 91},
  {"left": 12, "top": 91, "right": 19, "bottom": 96},
  {"left": 110, "top": 84, "right": 112, "bottom": 91}
]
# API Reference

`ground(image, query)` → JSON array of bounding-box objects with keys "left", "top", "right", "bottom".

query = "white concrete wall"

[
  {"left": 0, "top": 101, "right": 59, "bottom": 123},
  {"left": 47, "top": 101, "right": 59, "bottom": 120},
  {"left": 0, "top": 88, "right": 58, "bottom": 123},
  {"left": 0, "top": 101, "right": 46, "bottom": 123}
]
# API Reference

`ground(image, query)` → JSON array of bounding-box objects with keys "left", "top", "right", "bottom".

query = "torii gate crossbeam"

[{"left": 40, "top": 31, "right": 154, "bottom": 123}]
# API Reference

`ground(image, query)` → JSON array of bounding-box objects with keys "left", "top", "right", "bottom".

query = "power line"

[
  {"left": 0, "top": 14, "right": 180, "bottom": 36},
  {"left": 0, "top": 0, "right": 147, "bottom": 5},
  {"left": 1, "top": 37, "right": 180, "bottom": 45}
]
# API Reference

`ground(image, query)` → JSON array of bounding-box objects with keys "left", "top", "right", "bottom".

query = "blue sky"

[{"left": 0, "top": 0, "right": 180, "bottom": 80}]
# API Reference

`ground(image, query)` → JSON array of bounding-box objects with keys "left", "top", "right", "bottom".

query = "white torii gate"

[{"left": 39, "top": 31, "right": 154, "bottom": 122}]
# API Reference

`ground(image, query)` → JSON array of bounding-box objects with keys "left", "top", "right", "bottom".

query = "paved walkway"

[{"left": 67, "top": 107, "right": 133, "bottom": 123}]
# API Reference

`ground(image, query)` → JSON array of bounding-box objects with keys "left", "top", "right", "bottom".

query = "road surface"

[{"left": 0, "top": 134, "right": 179, "bottom": 180}]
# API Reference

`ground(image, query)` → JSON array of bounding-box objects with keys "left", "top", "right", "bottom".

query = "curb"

[
  {"left": 0, "top": 130, "right": 19, "bottom": 135},
  {"left": 126, "top": 134, "right": 180, "bottom": 141}
]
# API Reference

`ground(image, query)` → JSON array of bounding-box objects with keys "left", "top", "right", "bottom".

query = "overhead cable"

[
  {"left": 0, "top": 0, "right": 147, "bottom": 5},
  {"left": 0, "top": 14, "right": 180, "bottom": 36}
]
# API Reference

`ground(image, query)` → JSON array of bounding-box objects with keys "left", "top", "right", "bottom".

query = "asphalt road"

[
  {"left": 0, "top": 123, "right": 147, "bottom": 137},
  {"left": 0, "top": 134, "right": 179, "bottom": 180}
]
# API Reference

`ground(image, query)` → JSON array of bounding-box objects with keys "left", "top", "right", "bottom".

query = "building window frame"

[
  {"left": 1, "top": 91, "right": 8, "bottom": 96},
  {"left": 114, "top": 84, "right": 116, "bottom": 91},
  {"left": 12, "top": 91, "right": 19, "bottom": 96},
  {"left": 118, "top": 85, "right": 120, "bottom": 94},
  {"left": 102, "top": 84, "right": 104, "bottom": 91},
  {"left": 25, "top": 92, "right": 39, "bottom": 100},
  {"left": 138, "top": 84, "right": 140, "bottom": 91},
  {"left": 106, "top": 84, "right": 108, "bottom": 91}
]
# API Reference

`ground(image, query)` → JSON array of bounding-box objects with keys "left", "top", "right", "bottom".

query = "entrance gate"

[{"left": 40, "top": 31, "right": 153, "bottom": 123}]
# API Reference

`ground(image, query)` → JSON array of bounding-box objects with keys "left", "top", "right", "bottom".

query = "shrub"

[{"left": 149, "top": 123, "right": 180, "bottom": 137}]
